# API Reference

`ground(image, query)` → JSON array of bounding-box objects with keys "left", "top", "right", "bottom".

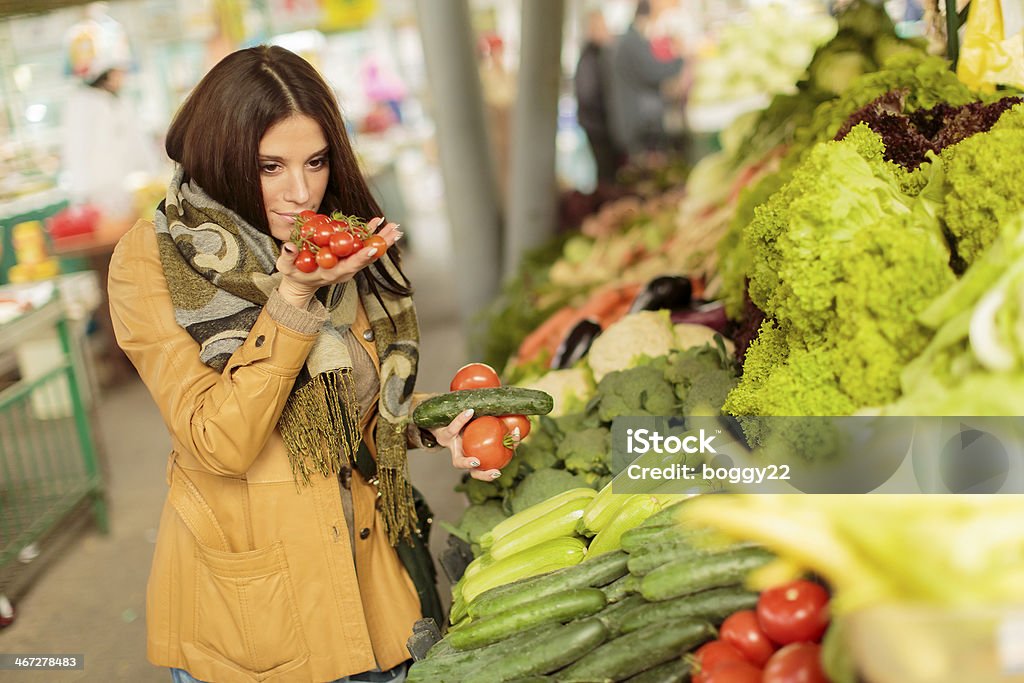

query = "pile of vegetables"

[
  {"left": 411, "top": 498, "right": 784, "bottom": 682},
  {"left": 690, "top": 3, "right": 837, "bottom": 105}
]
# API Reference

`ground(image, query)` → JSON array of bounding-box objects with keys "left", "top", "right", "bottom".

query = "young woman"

[{"left": 108, "top": 45, "right": 499, "bottom": 683}]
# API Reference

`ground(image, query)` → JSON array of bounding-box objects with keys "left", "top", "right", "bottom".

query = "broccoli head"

[
  {"left": 510, "top": 469, "right": 594, "bottom": 514},
  {"left": 594, "top": 365, "right": 678, "bottom": 422},
  {"left": 556, "top": 426, "right": 611, "bottom": 475},
  {"left": 664, "top": 344, "right": 740, "bottom": 417}
]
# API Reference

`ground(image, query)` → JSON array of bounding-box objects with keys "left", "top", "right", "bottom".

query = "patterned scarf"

[{"left": 155, "top": 166, "right": 420, "bottom": 544}]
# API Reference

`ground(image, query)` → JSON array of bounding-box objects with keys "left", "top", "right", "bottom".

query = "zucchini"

[
  {"left": 640, "top": 547, "right": 774, "bottom": 602},
  {"left": 623, "top": 657, "right": 691, "bottom": 683},
  {"left": 620, "top": 586, "right": 759, "bottom": 634},
  {"left": 461, "top": 536, "right": 586, "bottom": 603},
  {"left": 413, "top": 387, "right": 554, "bottom": 428},
  {"left": 469, "top": 550, "right": 628, "bottom": 619},
  {"left": 587, "top": 494, "right": 662, "bottom": 557},
  {"left": 464, "top": 618, "right": 610, "bottom": 682},
  {"left": 450, "top": 588, "right": 607, "bottom": 650},
  {"left": 480, "top": 487, "right": 597, "bottom": 550},
  {"left": 488, "top": 498, "right": 589, "bottom": 559},
  {"left": 559, "top": 618, "right": 715, "bottom": 682}
]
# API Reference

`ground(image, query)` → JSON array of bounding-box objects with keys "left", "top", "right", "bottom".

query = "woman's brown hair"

[{"left": 165, "top": 45, "right": 411, "bottom": 297}]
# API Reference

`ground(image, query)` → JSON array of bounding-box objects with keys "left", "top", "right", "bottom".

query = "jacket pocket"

[{"left": 192, "top": 540, "right": 310, "bottom": 676}]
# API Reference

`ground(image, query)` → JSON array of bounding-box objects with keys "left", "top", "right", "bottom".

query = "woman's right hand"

[{"left": 275, "top": 219, "right": 402, "bottom": 309}]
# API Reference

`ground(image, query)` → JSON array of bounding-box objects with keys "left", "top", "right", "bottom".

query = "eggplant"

[
  {"left": 550, "top": 318, "right": 602, "bottom": 370},
  {"left": 670, "top": 301, "right": 729, "bottom": 334},
  {"left": 628, "top": 275, "right": 693, "bottom": 314}
]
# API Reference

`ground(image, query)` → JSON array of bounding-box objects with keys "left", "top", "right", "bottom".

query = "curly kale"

[{"left": 726, "top": 126, "right": 956, "bottom": 422}]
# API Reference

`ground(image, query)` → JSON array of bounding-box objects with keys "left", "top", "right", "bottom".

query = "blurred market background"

[{"left": 2, "top": 0, "right": 1024, "bottom": 680}]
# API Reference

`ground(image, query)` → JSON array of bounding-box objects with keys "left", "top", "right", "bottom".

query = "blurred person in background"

[
  {"left": 605, "top": 0, "right": 686, "bottom": 160},
  {"left": 574, "top": 8, "right": 625, "bottom": 184},
  {"left": 477, "top": 31, "right": 516, "bottom": 198},
  {"left": 107, "top": 46, "right": 502, "bottom": 683},
  {"left": 61, "top": 7, "right": 158, "bottom": 221}
]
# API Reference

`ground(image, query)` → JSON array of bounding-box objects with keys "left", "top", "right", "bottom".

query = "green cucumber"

[
  {"left": 469, "top": 550, "right": 628, "bottom": 619},
  {"left": 413, "top": 387, "right": 554, "bottom": 428},
  {"left": 627, "top": 540, "right": 756, "bottom": 577},
  {"left": 601, "top": 573, "right": 640, "bottom": 604},
  {"left": 407, "top": 622, "right": 561, "bottom": 682},
  {"left": 624, "top": 657, "right": 691, "bottom": 683},
  {"left": 559, "top": 619, "right": 715, "bottom": 682},
  {"left": 620, "top": 586, "right": 759, "bottom": 633},
  {"left": 594, "top": 593, "right": 647, "bottom": 636},
  {"left": 464, "top": 618, "right": 610, "bottom": 682},
  {"left": 450, "top": 588, "right": 606, "bottom": 650},
  {"left": 640, "top": 547, "right": 774, "bottom": 602},
  {"left": 619, "top": 524, "right": 689, "bottom": 553}
]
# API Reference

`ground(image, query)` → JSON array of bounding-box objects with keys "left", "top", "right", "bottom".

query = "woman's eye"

[
  {"left": 260, "top": 163, "right": 281, "bottom": 174},
  {"left": 309, "top": 157, "right": 327, "bottom": 170}
]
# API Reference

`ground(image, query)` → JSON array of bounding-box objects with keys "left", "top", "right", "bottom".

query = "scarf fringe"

[
  {"left": 376, "top": 458, "right": 419, "bottom": 544},
  {"left": 279, "top": 369, "right": 362, "bottom": 483}
]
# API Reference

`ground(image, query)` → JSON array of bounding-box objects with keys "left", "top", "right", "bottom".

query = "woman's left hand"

[{"left": 430, "top": 409, "right": 503, "bottom": 482}]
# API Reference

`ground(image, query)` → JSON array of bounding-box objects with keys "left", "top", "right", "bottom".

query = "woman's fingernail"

[
  {"left": 491, "top": 471, "right": 502, "bottom": 479},
  {"left": 469, "top": 460, "right": 479, "bottom": 468},
  {"left": 367, "top": 248, "right": 378, "bottom": 257},
  {"left": 463, "top": 408, "right": 475, "bottom": 417}
]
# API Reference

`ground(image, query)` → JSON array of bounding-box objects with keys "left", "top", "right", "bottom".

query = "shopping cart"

[{"left": 0, "top": 296, "right": 107, "bottom": 581}]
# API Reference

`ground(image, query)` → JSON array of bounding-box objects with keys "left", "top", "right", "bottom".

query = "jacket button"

[
  {"left": 359, "top": 527, "right": 371, "bottom": 540},
  {"left": 255, "top": 335, "right": 266, "bottom": 348},
  {"left": 362, "top": 329, "right": 374, "bottom": 342}
]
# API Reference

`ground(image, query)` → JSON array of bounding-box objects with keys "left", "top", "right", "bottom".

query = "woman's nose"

[{"left": 284, "top": 170, "right": 311, "bottom": 204}]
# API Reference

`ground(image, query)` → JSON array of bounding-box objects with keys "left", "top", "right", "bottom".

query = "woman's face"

[{"left": 259, "top": 114, "right": 330, "bottom": 242}]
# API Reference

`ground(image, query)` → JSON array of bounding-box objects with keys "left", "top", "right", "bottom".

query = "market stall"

[{"left": 406, "top": 2, "right": 1024, "bottom": 681}]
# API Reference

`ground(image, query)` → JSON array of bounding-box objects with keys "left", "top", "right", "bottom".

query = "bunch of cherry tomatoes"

[
  {"left": 289, "top": 210, "right": 388, "bottom": 273},
  {"left": 692, "top": 579, "right": 832, "bottom": 683},
  {"left": 450, "top": 363, "right": 530, "bottom": 471}
]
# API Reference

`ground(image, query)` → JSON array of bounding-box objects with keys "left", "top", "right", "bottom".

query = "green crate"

[{"left": 0, "top": 297, "right": 107, "bottom": 572}]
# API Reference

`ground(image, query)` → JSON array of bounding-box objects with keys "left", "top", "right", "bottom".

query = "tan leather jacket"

[{"left": 108, "top": 220, "right": 422, "bottom": 682}]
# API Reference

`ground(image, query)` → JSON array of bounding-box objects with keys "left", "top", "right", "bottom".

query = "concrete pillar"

[
  {"left": 504, "top": 0, "right": 566, "bottom": 275},
  {"left": 414, "top": 0, "right": 503, "bottom": 348}
]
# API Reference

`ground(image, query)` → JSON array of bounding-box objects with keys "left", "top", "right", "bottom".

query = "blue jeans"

[{"left": 170, "top": 661, "right": 407, "bottom": 683}]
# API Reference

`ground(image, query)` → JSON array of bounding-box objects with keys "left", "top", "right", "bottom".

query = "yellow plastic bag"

[{"left": 956, "top": 0, "right": 1024, "bottom": 92}]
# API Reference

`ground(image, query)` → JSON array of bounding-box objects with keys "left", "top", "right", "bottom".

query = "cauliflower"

[
  {"left": 587, "top": 310, "right": 675, "bottom": 382},
  {"left": 518, "top": 367, "right": 595, "bottom": 417},
  {"left": 673, "top": 323, "right": 734, "bottom": 355}
]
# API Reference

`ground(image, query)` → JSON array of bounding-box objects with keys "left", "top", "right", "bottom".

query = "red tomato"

[
  {"left": 720, "top": 609, "right": 777, "bottom": 667},
  {"left": 692, "top": 640, "right": 748, "bottom": 683},
  {"left": 450, "top": 363, "right": 501, "bottom": 391},
  {"left": 293, "top": 249, "right": 318, "bottom": 273},
  {"left": 305, "top": 213, "right": 331, "bottom": 229},
  {"left": 757, "top": 581, "right": 830, "bottom": 645},
  {"left": 298, "top": 210, "right": 318, "bottom": 221},
  {"left": 312, "top": 222, "right": 335, "bottom": 247},
  {"left": 499, "top": 414, "right": 531, "bottom": 442},
  {"left": 329, "top": 231, "right": 359, "bottom": 258},
  {"left": 762, "top": 642, "right": 827, "bottom": 683},
  {"left": 461, "top": 416, "right": 513, "bottom": 470},
  {"left": 363, "top": 234, "right": 387, "bottom": 261},
  {"left": 704, "top": 660, "right": 763, "bottom": 683},
  {"left": 316, "top": 249, "right": 338, "bottom": 269}
]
